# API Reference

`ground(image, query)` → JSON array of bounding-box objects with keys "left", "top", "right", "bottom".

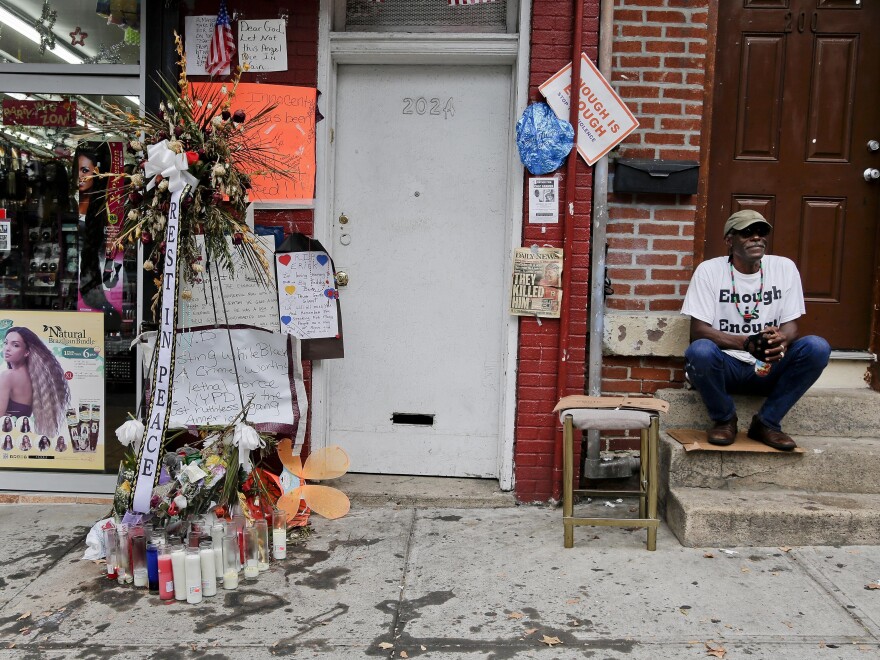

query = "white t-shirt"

[{"left": 681, "top": 255, "right": 805, "bottom": 363}]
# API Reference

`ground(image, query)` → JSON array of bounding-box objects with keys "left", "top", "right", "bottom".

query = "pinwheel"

[{"left": 275, "top": 439, "right": 350, "bottom": 521}]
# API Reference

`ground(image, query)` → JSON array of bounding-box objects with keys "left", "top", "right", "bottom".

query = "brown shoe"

[
  {"left": 747, "top": 416, "right": 797, "bottom": 451},
  {"left": 707, "top": 415, "right": 737, "bottom": 446}
]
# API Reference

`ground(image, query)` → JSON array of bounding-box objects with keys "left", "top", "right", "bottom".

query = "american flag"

[{"left": 206, "top": 0, "right": 236, "bottom": 77}]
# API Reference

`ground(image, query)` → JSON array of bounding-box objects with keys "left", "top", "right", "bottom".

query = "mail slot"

[{"left": 613, "top": 159, "right": 699, "bottom": 195}]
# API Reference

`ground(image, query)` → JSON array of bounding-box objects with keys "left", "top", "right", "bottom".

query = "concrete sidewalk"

[{"left": 1, "top": 499, "right": 880, "bottom": 659}]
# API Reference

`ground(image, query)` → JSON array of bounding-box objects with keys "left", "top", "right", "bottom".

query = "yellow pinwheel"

[{"left": 276, "top": 439, "right": 350, "bottom": 521}]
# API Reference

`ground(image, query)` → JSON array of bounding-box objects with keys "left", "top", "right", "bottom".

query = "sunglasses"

[{"left": 732, "top": 224, "right": 771, "bottom": 238}]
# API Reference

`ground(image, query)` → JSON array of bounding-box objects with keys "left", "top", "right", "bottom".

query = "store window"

[
  {"left": 1, "top": 86, "right": 142, "bottom": 481},
  {"left": 0, "top": 0, "right": 140, "bottom": 65},
  {"left": 339, "top": 0, "right": 516, "bottom": 33}
]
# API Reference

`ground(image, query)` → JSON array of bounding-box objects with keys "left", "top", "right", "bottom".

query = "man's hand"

[{"left": 759, "top": 323, "right": 798, "bottom": 362}]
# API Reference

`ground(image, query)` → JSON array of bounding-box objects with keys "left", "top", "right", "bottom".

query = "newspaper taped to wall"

[{"left": 509, "top": 247, "right": 563, "bottom": 318}]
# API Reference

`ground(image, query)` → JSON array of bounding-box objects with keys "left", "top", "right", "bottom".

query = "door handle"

[
  {"left": 810, "top": 12, "right": 818, "bottom": 33},
  {"left": 798, "top": 11, "right": 806, "bottom": 33},
  {"left": 864, "top": 168, "right": 880, "bottom": 182},
  {"left": 335, "top": 271, "right": 349, "bottom": 287}
]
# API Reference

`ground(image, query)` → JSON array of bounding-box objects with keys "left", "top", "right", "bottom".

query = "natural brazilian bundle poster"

[{"left": 0, "top": 311, "right": 105, "bottom": 471}]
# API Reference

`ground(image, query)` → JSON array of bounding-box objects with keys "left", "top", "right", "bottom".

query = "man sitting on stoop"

[{"left": 681, "top": 210, "right": 831, "bottom": 450}]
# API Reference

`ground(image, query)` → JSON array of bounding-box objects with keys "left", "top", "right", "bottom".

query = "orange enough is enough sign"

[{"left": 191, "top": 83, "right": 317, "bottom": 204}]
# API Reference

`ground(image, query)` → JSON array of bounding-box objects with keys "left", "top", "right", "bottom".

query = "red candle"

[{"left": 158, "top": 550, "right": 174, "bottom": 600}]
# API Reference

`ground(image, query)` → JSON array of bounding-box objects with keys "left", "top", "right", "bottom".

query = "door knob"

[
  {"left": 864, "top": 168, "right": 880, "bottom": 182},
  {"left": 868, "top": 140, "right": 880, "bottom": 153},
  {"left": 335, "top": 271, "right": 349, "bottom": 287}
]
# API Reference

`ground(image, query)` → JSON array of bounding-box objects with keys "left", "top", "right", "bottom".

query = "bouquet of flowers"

[{"left": 84, "top": 33, "right": 284, "bottom": 318}]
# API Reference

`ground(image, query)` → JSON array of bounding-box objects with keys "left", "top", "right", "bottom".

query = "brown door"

[{"left": 706, "top": 0, "right": 880, "bottom": 349}]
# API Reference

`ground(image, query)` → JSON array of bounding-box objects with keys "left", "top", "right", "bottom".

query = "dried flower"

[
  {"left": 192, "top": 263, "right": 203, "bottom": 273},
  {"left": 143, "top": 260, "right": 154, "bottom": 271},
  {"left": 181, "top": 290, "right": 193, "bottom": 300}
]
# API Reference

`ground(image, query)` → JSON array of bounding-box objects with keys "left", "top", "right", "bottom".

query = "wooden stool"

[{"left": 554, "top": 396, "right": 668, "bottom": 551}]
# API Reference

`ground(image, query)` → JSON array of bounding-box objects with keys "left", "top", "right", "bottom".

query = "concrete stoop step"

[{"left": 654, "top": 388, "right": 880, "bottom": 547}]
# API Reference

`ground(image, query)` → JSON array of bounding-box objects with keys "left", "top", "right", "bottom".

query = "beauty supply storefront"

[{"left": 0, "top": 0, "right": 148, "bottom": 493}]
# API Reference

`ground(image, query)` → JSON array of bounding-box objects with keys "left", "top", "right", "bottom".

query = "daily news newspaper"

[{"left": 509, "top": 247, "right": 563, "bottom": 319}]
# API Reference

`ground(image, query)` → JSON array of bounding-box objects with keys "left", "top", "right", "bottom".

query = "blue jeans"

[{"left": 684, "top": 336, "right": 831, "bottom": 431}]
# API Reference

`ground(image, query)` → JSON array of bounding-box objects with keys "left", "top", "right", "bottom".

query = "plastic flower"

[
  {"left": 116, "top": 419, "right": 145, "bottom": 450},
  {"left": 276, "top": 439, "right": 350, "bottom": 521}
]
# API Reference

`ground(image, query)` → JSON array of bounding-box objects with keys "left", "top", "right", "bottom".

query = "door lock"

[
  {"left": 864, "top": 168, "right": 880, "bottom": 182},
  {"left": 868, "top": 140, "right": 880, "bottom": 153},
  {"left": 335, "top": 271, "right": 349, "bottom": 287},
  {"left": 339, "top": 214, "right": 349, "bottom": 225}
]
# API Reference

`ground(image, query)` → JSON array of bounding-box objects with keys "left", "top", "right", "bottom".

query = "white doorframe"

[{"left": 312, "top": 0, "right": 531, "bottom": 490}]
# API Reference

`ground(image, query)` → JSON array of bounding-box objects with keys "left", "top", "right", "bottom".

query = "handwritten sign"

[
  {"left": 184, "top": 15, "right": 228, "bottom": 76},
  {"left": 2, "top": 100, "right": 76, "bottom": 127},
  {"left": 238, "top": 19, "right": 288, "bottom": 72},
  {"left": 276, "top": 251, "right": 339, "bottom": 339},
  {"left": 539, "top": 53, "right": 639, "bottom": 166},
  {"left": 178, "top": 235, "right": 277, "bottom": 331},
  {"left": 191, "top": 83, "right": 316, "bottom": 204},
  {"left": 143, "top": 329, "right": 307, "bottom": 446}
]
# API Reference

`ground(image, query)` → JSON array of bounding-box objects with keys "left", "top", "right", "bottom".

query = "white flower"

[
  {"left": 115, "top": 419, "right": 144, "bottom": 451},
  {"left": 130, "top": 140, "right": 143, "bottom": 152},
  {"left": 157, "top": 179, "right": 169, "bottom": 192},
  {"left": 192, "top": 263, "right": 203, "bottom": 273},
  {"left": 129, "top": 173, "right": 144, "bottom": 188},
  {"left": 220, "top": 85, "right": 228, "bottom": 94},
  {"left": 211, "top": 163, "right": 227, "bottom": 177},
  {"left": 232, "top": 422, "right": 265, "bottom": 472},
  {"left": 211, "top": 115, "right": 223, "bottom": 127},
  {"left": 127, "top": 209, "right": 140, "bottom": 221},
  {"left": 173, "top": 494, "right": 188, "bottom": 509},
  {"left": 168, "top": 140, "right": 183, "bottom": 154}
]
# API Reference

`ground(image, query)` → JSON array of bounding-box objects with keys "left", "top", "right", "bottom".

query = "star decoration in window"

[
  {"left": 69, "top": 27, "right": 88, "bottom": 47},
  {"left": 34, "top": 0, "right": 58, "bottom": 55}
]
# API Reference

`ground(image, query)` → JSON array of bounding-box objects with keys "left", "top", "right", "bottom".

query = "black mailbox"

[{"left": 613, "top": 159, "right": 699, "bottom": 195}]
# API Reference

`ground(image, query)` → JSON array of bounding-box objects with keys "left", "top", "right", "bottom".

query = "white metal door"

[{"left": 329, "top": 64, "right": 512, "bottom": 476}]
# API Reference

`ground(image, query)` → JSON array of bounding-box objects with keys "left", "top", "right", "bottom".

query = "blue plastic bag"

[{"left": 515, "top": 102, "right": 575, "bottom": 175}]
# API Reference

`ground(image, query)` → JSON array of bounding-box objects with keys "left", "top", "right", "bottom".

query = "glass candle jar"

[
  {"left": 199, "top": 541, "right": 217, "bottom": 597},
  {"left": 232, "top": 513, "right": 246, "bottom": 565},
  {"left": 244, "top": 526, "right": 260, "bottom": 580},
  {"left": 272, "top": 509, "right": 287, "bottom": 560},
  {"left": 222, "top": 534, "right": 239, "bottom": 589},
  {"left": 103, "top": 527, "right": 119, "bottom": 580},
  {"left": 188, "top": 517, "right": 206, "bottom": 548},
  {"left": 158, "top": 545, "right": 174, "bottom": 600},
  {"left": 185, "top": 547, "right": 203, "bottom": 604},
  {"left": 211, "top": 523, "right": 226, "bottom": 580},
  {"left": 255, "top": 519, "right": 270, "bottom": 571},
  {"left": 170, "top": 544, "right": 187, "bottom": 601},
  {"left": 130, "top": 527, "right": 148, "bottom": 588},
  {"left": 116, "top": 525, "right": 132, "bottom": 584},
  {"left": 146, "top": 536, "right": 161, "bottom": 593}
]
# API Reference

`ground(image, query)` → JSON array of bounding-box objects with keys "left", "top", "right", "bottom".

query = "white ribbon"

[
  {"left": 232, "top": 422, "right": 265, "bottom": 473},
  {"left": 144, "top": 140, "right": 199, "bottom": 193}
]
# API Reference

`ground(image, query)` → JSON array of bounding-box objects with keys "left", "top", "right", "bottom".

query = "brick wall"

[
  {"left": 597, "top": 0, "right": 710, "bottom": 448},
  {"left": 514, "top": 0, "right": 599, "bottom": 501}
]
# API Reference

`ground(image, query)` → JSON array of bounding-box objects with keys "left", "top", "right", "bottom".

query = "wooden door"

[{"left": 707, "top": 0, "right": 880, "bottom": 349}]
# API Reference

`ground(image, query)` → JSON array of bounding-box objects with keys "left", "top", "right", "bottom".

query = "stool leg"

[
  {"left": 639, "top": 427, "right": 647, "bottom": 519},
  {"left": 563, "top": 415, "right": 574, "bottom": 548},
  {"left": 646, "top": 416, "right": 659, "bottom": 551}
]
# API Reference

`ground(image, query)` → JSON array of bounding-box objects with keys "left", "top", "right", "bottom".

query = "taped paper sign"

[
  {"left": 539, "top": 53, "right": 638, "bottom": 165},
  {"left": 238, "top": 19, "right": 288, "bottom": 72},
  {"left": 184, "top": 16, "right": 227, "bottom": 76},
  {"left": 178, "top": 235, "right": 277, "bottom": 331},
  {"left": 276, "top": 251, "right": 339, "bottom": 339},
  {"left": 509, "top": 247, "right": 563, "bottom": 318},
  {"left": 191, "top": 83, "right": 317, "bottom": 204},
  {"left": 142, "top": 328, "right": 307, "bottom": 450}
]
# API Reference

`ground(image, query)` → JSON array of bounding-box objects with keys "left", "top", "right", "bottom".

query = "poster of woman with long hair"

[
  {"left": 0, "top": 312, "right": 105, "bottom": 471},
  {"left": 74, "top": 142, "right": 125, "bottom": 331}
]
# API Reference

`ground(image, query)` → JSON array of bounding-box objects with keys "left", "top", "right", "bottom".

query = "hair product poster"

[
  {"left": 0, "top": 311, "right": 105, "bottom": 471},
  {"left": 74, "top": 141, "right": 126, "bottom": 330}
]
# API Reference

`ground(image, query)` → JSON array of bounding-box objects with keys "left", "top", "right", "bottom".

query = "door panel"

[
  {"left": 329, "top": 64, "right": 511, "bottom": 477},
  {"left": 707, "top": 0, "right": 880, "bottom": 349}
]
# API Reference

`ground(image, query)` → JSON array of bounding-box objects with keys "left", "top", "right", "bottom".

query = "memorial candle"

[
  {"left": 130, "top": 528, "right": 148, "bottom": 588},
  {"left": 199, "top": 541, "right": 217, "bottom": 597},
  {"left": 244, "top": 527, "right": 260, "bottom": 580},
  {"left": 158, "top": 546, "right": 174, "bottom": 600},
  {"left": 211, "top": 523, "right": 225, "bottom": 580},
  {"left": 222, "top": 534, "right": 239, "bottom": 589},
  {"left": 146, "top": 537, "right": 160, "bottom": 593},
  {"left": 272, "top": 508, "right": 287, "bottom": 560},
  {"left": 103, "top": 527, "right": 119, "bottom": 580},
  {"left": 116, "top": 525, "right": 132, "bottom": 584},
  {"left": 185, "top": 547, "right": 203, "bottom": 604},
  {"left": 170, "top": 545, "right": 187, "bottom": 601}
]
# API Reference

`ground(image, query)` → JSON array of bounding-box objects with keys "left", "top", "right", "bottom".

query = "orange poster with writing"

[{"left": 191, "top": 83, "right": 316, "bottom": 204}]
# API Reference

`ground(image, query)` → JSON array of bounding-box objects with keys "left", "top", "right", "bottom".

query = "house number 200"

[{"left": 402, "top": 97, "right": 455, "bottom": 119}]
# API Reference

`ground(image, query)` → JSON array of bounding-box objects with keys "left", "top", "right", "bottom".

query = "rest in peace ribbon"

[{"left": 130, "top": 187, "right": 185, "bottom": 513}]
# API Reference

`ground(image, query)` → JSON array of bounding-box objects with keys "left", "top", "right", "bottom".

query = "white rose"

[
  {"left": 173, "top": 494, "right": 188, "bottom": 509},
  {"left": 232, "top": 422, "right": 264, "bottom": 472},
  {"left": 115, "top": 419, "right": 144, "bottom": 451}
]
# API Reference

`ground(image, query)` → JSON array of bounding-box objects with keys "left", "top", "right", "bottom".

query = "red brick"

[
  {"left": 665, "top": 26, "right": 707, "bottom": 40},
  {"left": 644, "top": 132, "right": 686, "bottom": 146},
  {"left": 637, "top": 222, "right": 681, "bottom": 236},
  {"left": 635, "top": 283, "right": 676, "bottom": 296},
  {"left": 636, "top": 253, "right": 679, "bottom": 266},
  {"left": 606, "top": 298, "right": 647, "bottom": 311},
  {"left": 641, "top": 102, "right": 685, "bottom": 115},
  {"left": 630, "top": 367, "right": 673, "bottom": 380},
  {"left": 617, "top": 55, "right": 662, "bottom": 69},
  {"left": 620, "top": 24, "right": 663, "bottom": 38},
  {"left": 649, "top": 299, "right": 685, "bottom": 311},
  {"left": 646, "top": 10, "right": 687, "bottom": 22},
  {"left": 663, "top": 87, "right": 704, "bottom": 101},
  {"left": 650, "top": 267, "right": 694, "bottom": 281},
  {"left": 643, "top": 70, "right": 684, "bottom": 84},
  {"left": 646, "top": 40, "right": 687, "bottom": 54}
]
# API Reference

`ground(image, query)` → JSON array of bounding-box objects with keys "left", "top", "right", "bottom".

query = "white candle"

[
  {"left": 223, "top": 568, "right": 239, "bottom": 590},
  {"left": 272, "top": 528, "right": 286, "bottom": 560},
  {"left": 213, "top": 545, "right": 224, "bottom": 579},
  {"left": 171, "top": 547, "right": 187, "bottom": 601},
  {"left": 243, "top": 559, "right": 259, "bottom": 580},
  {"left": 133, "top": 568, "right": 148, "bottom": 588},
  {"left": 185, "top": 548, "right": 203, "bottom": 604},
  {"left": 199, "top": 545, "right": 217, "bottom": 597}
]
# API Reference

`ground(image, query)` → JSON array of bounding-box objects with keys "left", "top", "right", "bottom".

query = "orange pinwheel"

[{"left": 276, "top": 438, "right": 350, "bottom": 521}]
